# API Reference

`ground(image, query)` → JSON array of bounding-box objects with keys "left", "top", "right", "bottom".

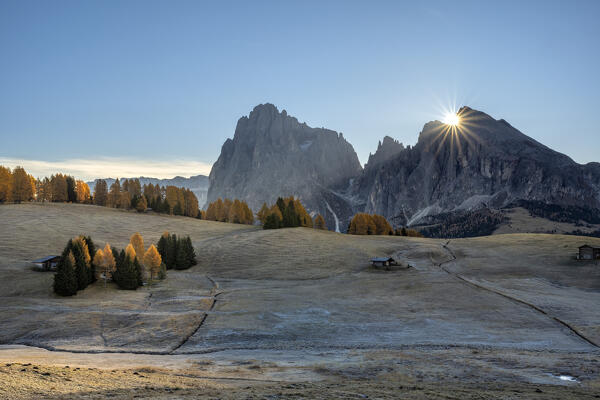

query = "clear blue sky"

[{"left": 1, "top": 0, "right": 599, "bottom": 179}]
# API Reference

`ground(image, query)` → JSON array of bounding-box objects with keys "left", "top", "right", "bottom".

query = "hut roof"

[
  {"left": 579, "top": 245, "right": 599, "bottom": 250},
  {"left": 31, "top": 255, "right": 60, "bottom": 263},
  {"left": 371, "top": 257, "right": 395, "bottom": 262}
]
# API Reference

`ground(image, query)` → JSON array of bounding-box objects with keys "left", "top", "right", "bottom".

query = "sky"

[{"left": 1, "top": 0, "right": 599, "bottom": 180}]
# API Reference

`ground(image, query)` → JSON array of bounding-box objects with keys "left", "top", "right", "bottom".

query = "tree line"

[
  {"left": 0, "top": 165, "right": 202, "bottom": 220},
  {"left": 256, "top": 196, "right": 327, "bottom": 230},
  {"left": 347, "top": 212, "right": 423, "bottom": 237},
  {"left": 204, "top": 198, "right": 254, "bottom": 224},
  {"left": 0, "top": 165, "right": 94, "bottom": 204},
  {"left": 0, "top": 165, "right": 38, "bottom": 203},
  {"left": 93, "top": 179, "right": 200, "bottom": 218}
]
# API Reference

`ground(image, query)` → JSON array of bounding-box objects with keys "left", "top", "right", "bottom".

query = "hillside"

[{"left": 0, "top": 203, "right": 599, "bottom": 398}]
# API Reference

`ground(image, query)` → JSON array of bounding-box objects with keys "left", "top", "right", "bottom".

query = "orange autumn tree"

[
  {"left": 205, "top": 198, "right": 254, "bottom": 224},
  {"left": 348, "top": 213, "right": 394, "bottom": 235},
  {"left": 314, "top": 214, "right": 327, "bottom": 230},
  {"left": 129, "top": 232, "right": 144, "bottom": 263},
  {"left": 257, "top": 202, "right": 270, "bottom": 224},
  {"left": 143, "top": 244, "right": 163, "bottom": 280},
  {"left": 10, "top": 166, "right": 35, "bottom": 203},
  {"left": 75, "top": 180, "right": 91, "bottom": 203},
  {"left": 0, "top": 166, "right": 12, "bottom": 203},
  {"left": 371, "top": 214, "right": 393, "bottom": 235}
]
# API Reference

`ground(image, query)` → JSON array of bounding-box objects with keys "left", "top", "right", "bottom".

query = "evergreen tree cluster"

[
  {"left": 53, "top": 236, "right": 96, "bottom": 296},
  {"left": 204, "top": 198, "right": 254, "bottom": 224},
  {"left": 509, "top": 199, "right": 600, "bottom": 225},
  {"left": 347, "top": 213, "right": 394, "bottom": 235},
  {"left": 110, "top": 244, "right": 144, "bottom": 290},
  {"left": 156, "top": 232, "right": 197, "bottom": 270},
  {"left": 415, "top": 209, "right": 502, "bottom": 238},
  {"left": 258, "top": 196, "right": 313, "bottom": 230}
]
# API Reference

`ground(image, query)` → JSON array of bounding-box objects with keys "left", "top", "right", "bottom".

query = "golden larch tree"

[
  {"left": 314, "top": 214, "right": 327, "bottom": 230},
  {"left": 102, "top": 243, "right": 116, "bottom": 277},
  {"left": 75, "top": 180, "right": 91, "bottom": 203},
  {"left": 257, "top": 202, "right": 270, "bottom": 224},
  {"left": 136, "top": 195, "right": 148, "bottom": 212},
  {"left": 348, "top": 213, "right": 377, "bottom": 235},
  {"left": 242, "top": 201, "right": 254, "bottom": 224},
  {"left": 129, "top": 233, "right": 144, "bottom": 262},
  {"left": 125, "top": 243, "right": 136, "bottom": 262},
  {"left": 11, "top": 166, "right": 34, "bottom": 203},
  {"left": 93, "top": 249, "right": 104, "bottom": 270},
  {"left": 107, "top": 179, "right": 121, "bottom": 208},
  {"left": 50, "top": 174, "right": 68, "bottom": 202},
  {"left": 0, "top": 166, "right": 12, "bottom": 203},
  {"left": 371, "top": 214, "right": 393, "bottom": 235},
  {"left": 73, "top": 236, "right": 91, "bottom": 267},
  {"left": 143, "top": 244, "right": 162, "bottom": 280}
]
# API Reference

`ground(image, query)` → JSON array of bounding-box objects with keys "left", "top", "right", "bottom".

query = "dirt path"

[
  {"left": 169, "top": 275, "right": 221, "bottom": 354},
  {"left": 437, "top": 240, "right": 599, "bottom": 349}
]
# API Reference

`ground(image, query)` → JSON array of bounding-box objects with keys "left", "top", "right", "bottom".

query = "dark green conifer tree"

[
  {"left": 157, "top": 235, "right": 167, "bottom": 260},
  {"left": 133, "top": 257, "right": 143, "bottom": 286},
  {"left": 71, "top": 241, "right": 89, "bottom": 291},
  {"left": 165, "top": 234, "right": 177, "bottom": 269},
  {"left": 276, "top": 197, "right": 286, "bottom": 214},
  {"left": 161, "top": 199, "right": 170, "bottom": 213},
  {"left": 173, "top": 202, "right": 183, "bottom": 216},
  {"left": 263, "top": 213, "right": 280, "bottom": 229},
  {"left": 158, "top": 263, "right": 167, "bottom": 280},
  {"left": 184, "top": 236, "right": 197, "bottom": 266},
  {"left": 84, "top": 236, "right": 97, "bottom": 283},
  {"left": 110, "top": 247, "right": 122, "bottom": 282},
  {"left": 175, "top": 243, "right": 187, "bottom": 270},
  {"left": 53, "top": 253, "right": 78, "bottom": 296},
  {"left": 66, "top": 176, "right": 77, "bottom": 203},
  {"left": 283, "top": 201, "right": 300, "bottom": 227},
  {"left": 115, "top": 254, "right": 138, "bottom": 290}
]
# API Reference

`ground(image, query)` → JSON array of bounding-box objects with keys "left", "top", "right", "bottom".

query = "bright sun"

[{"left": 443, "top": 112, "right": 460, "bottom": 126}]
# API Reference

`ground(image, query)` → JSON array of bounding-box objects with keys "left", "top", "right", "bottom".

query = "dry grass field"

[{"left": 1, "top": 203, "right": 599, "bottom": 399}]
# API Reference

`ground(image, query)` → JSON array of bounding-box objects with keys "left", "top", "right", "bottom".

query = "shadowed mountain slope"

[{"left": 207, "top": 103, "right": 362, "bottom": 230}]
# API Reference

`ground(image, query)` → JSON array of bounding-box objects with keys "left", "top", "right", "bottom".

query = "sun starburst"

[{"left": 443, "top": 112, "right": 460, "bottom": 126}]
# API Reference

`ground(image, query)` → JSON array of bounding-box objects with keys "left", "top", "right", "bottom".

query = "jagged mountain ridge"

[
  {"left": 207, "top": 104, "right": 600, "bottom": 231},
  {"left": 356, "top": 106, "right": 600, "bottom": 226}
]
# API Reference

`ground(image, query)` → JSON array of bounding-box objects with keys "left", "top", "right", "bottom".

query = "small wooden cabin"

[
  {"left": 578, "top": 245, "right": 600, "bottom": 260},
  {"left": 371, "top": 257, "right": 397, "bottom": 268},
  {"left": 31, "top": 255, "right": 60, "bottom": 271}
]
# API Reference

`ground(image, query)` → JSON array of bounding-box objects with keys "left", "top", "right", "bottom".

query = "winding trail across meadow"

[
  {"left": 436, "top": 240, "right": 599, "bottom": 349},
  {"left": 168, "top": 275, "right": 221, "bottom": 354}
]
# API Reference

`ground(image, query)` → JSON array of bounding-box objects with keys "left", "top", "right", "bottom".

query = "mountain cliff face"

[
  {"left": 208, "top": 104, "right": 600, "bottom": 232},
  {"left": 207, "top": 104, "right": 362, "bottom": 230},
  {"left": 355, "top": 106, "right": 600, "bottom": 226}
]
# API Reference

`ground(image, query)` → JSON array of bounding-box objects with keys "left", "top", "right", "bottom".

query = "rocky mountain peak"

[
  {"left": 356, "top": 106, "right": 599, "bottom": 226},
  {"left": 365, "top": 136, "right": 405, "bottom": 170},
  {"left": 207, "top": 104, "right": 362, "bottom": 229}
]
